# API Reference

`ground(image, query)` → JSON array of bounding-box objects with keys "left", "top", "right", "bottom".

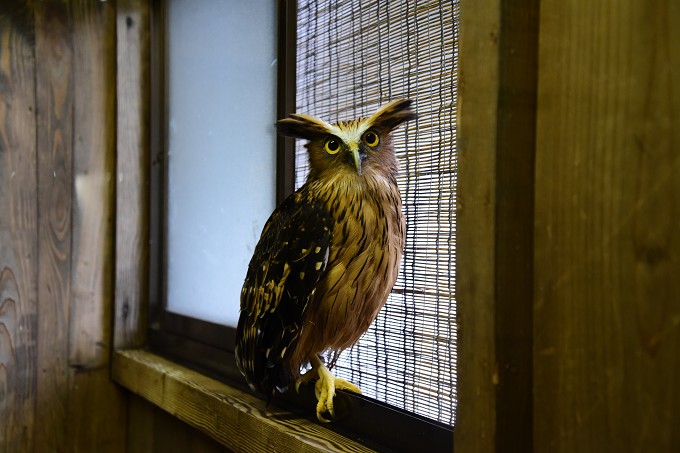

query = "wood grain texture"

[
  {"left": 127, "top": 395, "right": 234, "bottom": 453},
  {"left": 493, "top": 2, "right": 539, "bottom": 451},
  {"left": 34, "top": 2, "right": 74, "bottom": 450},
  {"left": 114, "top": 0, "right": 151, "bottom": 350},
  {"left": 113, "top": 349, "right": 376, "bottom": 453},
  {"left": 126, "top": 394, "right": 156, "bottom": 453},
  {"left": 0, "top": 8, "right": 38, "bottom": 451},
  {"left": 534, "top": 0, "right": 680, "bottom": 451},
  {"left": 455, "top": 0, "right": 499, "bottom": 450},
  {"left": 457, "top": 3, "right": 540, "bottom": 451},
  {"left": 68, "top": 2, "right": 126, "bottom": 450},
  {"left": 2, "top": 2, "right": 127, "bottom": 451}
]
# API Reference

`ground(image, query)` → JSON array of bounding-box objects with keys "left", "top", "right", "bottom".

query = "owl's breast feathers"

[{"left": 236, "top": 172, "right": 404, "bottom": 395}]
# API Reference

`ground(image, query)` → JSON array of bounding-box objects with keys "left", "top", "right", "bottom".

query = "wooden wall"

[
  {"left": 533, "top": 0, "right": 679, "bottom": 451},
  {"left": 0, "top": 1, "right": 127, "bottom": 451},
  {"left": 457, "top": 0, "right": 680, "bottom": 452},
  {"left": 0, "top": 2, "right": 233, "bottom": 452},
  {"left": 126, "top": 395, "right": 232, "bottom": 453}
]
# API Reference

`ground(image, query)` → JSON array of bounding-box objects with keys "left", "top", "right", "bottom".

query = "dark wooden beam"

[
  {"left": 493, "top": 1, "right": 539, "bottom": 451},
  {"left": 276, "top": 0, "right": 298, "bottom": 203}
]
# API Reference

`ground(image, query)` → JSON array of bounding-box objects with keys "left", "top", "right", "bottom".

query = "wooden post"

[{"left": 114, "top": 0, "right": 151, "bottom": 350}]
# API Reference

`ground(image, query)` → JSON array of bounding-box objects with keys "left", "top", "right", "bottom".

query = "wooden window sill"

[{"left": 111, "top": 349, "right": 375, "bottom": 453}]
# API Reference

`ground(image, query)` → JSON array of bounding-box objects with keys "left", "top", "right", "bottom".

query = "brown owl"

[{"left": 236, "top": 100, "right": 416, "bottom": 422}]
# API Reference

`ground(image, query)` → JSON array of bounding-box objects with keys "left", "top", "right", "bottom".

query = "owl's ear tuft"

[
  {"left": 368, "top": 99, "right": 417, "bottom": 132},
  {"left": 276, "top": 114, "right": 331, "bottom": 139}
]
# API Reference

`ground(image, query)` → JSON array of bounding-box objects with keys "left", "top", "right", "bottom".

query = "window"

[
  {"left": 164, "top": 0, "right": 278, "bottom": 325},
  {"left": 294, "top": 0, "right": 459, "bottom": 425},
  {"left": 145, "top": 0, "right": 458, "bottom": 449}
]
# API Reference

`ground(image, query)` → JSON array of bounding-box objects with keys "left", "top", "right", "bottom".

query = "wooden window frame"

[
  {"left": 112, "top": 0, "right": 538, "bottom": 452},
  {"left": 144, "top": 1, "right": 453, "bottom": 449},
  {"left": 143, "top": 0, "right": 298, "bottom": 375},
  {"left": 115, "top": 1, "right": 363, "bottom": 449}
]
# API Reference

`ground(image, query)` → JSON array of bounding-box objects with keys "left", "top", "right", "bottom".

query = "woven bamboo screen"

[{"left": 294, "top": 0, "right": 459, "bottom": 425}]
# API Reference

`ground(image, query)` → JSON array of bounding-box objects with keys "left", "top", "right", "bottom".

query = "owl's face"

[
  {"left": 308, "top": 118, "right": 388, "bottom": 177},
  {"left": 277, "top": 100, "right": 416, "bottom": 180}
]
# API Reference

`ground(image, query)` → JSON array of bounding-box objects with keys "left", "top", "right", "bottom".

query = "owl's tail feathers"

[{"left": 235, "top": 318, "right": 294, "bottom": 399}]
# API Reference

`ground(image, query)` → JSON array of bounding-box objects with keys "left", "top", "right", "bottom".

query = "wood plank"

[
  {"left": 127, "top": 394, "right": 158, "bottom": 453},
  {"left": 454, "top": 0, "right": 499, "bottom": 451},
  {"left": 457, "top": 2, "right": 541, "bottom": 451},
  {"left": 455, "top": 0, "right": 537, "bottom": 452},
  {"left": 151, "top": 396, "right": 232, "bottom": 453},
  {"left": 67, "top": 1, "right": 127, "bottom": 451},
  {"left": 493, "top": 2, "right": 539, "bottom": 450},
  {"left": 534, "top": 0, "right": 680, "bottom": 451},
  {"left": 455, "top": 0, "right": 501, "bottom": 447},
  {"left": 114, "top": 0, "right": 151, "bottom": 350},
  {"left": 127, "top": 394, "right": 234, "bottom": 453},
  {"left": 113, "top": 349, "right": 376, "bottom": 453},
  {"left": 0, "top": 6, "right": 38, "bottom": 451},
  {"left": 33, "top": 1, "right": 74, "bottom": 450}
]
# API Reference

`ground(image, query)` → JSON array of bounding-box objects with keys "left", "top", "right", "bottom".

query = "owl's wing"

[{"left": 236, "top": 190, "right": 332, "bottom": 395}]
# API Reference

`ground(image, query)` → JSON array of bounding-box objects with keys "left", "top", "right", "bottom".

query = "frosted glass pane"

[{"left": 166, "top": 0, "right": 277, "bottom": 326}]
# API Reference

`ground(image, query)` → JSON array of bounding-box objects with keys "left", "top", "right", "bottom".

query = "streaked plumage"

[{"left": 235, "top": 99, "right": 416, "bottom": 421}]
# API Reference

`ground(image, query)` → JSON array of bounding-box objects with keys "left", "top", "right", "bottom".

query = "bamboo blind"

[{"left": 294, "top": 0, "right": 459, "bottom": 425}]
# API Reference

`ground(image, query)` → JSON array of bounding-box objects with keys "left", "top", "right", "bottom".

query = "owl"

[{"left": 236, "top": 99, "right": 416, "bottom": 422}]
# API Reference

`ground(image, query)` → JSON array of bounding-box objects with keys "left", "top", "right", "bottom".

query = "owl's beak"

[{"left": 349, "top": 143, "right": 363, "bottom": 175}]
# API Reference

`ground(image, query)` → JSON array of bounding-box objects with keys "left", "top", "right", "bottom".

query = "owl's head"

[{"left": 276, "top": 99, "right": 416, "bottom": 179}]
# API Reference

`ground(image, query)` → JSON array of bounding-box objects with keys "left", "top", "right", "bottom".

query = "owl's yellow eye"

[
  {"left": 363, "top": 130, "right": 380, "bottom": 147},
  {"left": 324, "top": 138, "right": 341, "bottom": 154}
]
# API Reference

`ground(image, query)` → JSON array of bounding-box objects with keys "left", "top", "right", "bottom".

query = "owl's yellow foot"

[{"left": 310, "top": 355, "right": 361, "bottom": 423}]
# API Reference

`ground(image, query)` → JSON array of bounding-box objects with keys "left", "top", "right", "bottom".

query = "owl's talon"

[
  {"left": 310, "top": 356, "right": 361, "bottom": 423},
  {"left": 295, "top": 367, "right": 318, "bottom": 393}
]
